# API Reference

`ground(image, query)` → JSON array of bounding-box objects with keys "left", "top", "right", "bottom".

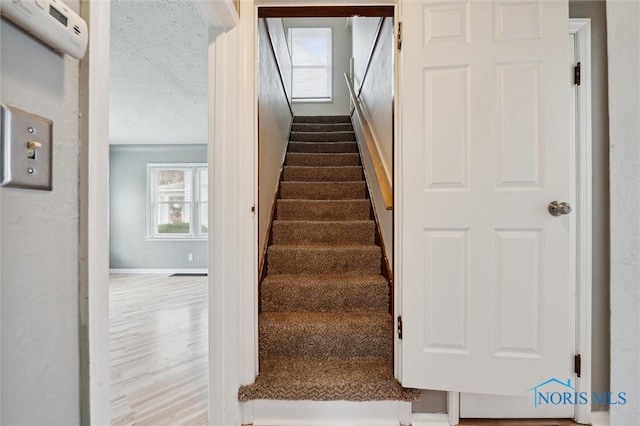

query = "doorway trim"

[
  {"left": 448, "top": 18, "right": 593, "bottom": 426},
  {"left": 81, "top": 0, "right": 239, "bottom": 424},
  {"left": 569, "top": 17, "right": 593, "bottom": 426}
]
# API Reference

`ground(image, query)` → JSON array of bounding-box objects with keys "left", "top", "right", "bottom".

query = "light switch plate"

[{"left": 0, "top": 104, "right": 53, "bottom": 191}]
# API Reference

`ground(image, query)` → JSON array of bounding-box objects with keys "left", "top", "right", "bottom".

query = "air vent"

[{"left": 73, "top": 25, "right": 80, "bottom": 35}]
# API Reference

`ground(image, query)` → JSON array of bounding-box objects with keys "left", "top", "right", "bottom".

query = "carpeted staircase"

[{"left": 238, "top": 115, "right": 419, "bottom": 403}]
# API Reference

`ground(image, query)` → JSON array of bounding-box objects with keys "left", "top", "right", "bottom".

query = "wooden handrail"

[{"left": 344, "top": 73, "right": 393, "bottom": 210}]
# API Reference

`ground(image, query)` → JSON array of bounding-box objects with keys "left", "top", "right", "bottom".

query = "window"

[
  {"left": 148, "top": 164, "right": 208, "bottom": 240},
  {"left": 288, "top": 27, "right": 332, "bottom": 101}
]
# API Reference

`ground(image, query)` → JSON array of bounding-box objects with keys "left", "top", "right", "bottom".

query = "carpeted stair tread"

[
  {"left": 291, "top": 123, "right": 353, "bottom": 132},
  {"left": 290, "top": 131, "right": 356, "bottom": 142},
  {"left": 261, "top": 274, "right": 389, "bottom": 312},
  {"left": 279, "top": 181, "right": 367, "bottom": 200},
  {"left": 272, "top": 220, "right": 375, "bottom": 245},
  {"left": 267, "top": 244, "right": 381, "bottom": 275},
  {"left": 285, "top": 153, "right": 361, "bottom": 167},
  {"left": 283, "top": 166, "right": 363, "bottom": 182},
  {"left": 293, "top": 115, "right": 351, "bottom": 124},
  {"left": 288, "top": 141, "right": 358, "bottom": 153},
  {"left": 259, "top": 311, "right": 392, "bottom": 360},
  {"left": 245, "top": 114, "right": 418, "bottom": 404},
  {"left": 238, "top": 359, "right": 421, "bottom": 402},
  {"left": 276, "top": 199, "right": 371, "bottom": 221}
]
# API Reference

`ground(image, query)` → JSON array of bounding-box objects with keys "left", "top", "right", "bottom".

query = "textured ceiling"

[{"left": 109, "top": 0, "right": 208, "bottom": 145}]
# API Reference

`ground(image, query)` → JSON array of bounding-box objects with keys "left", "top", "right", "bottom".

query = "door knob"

[{"left": 548, "top": 201, "right": 572, "bottom": 216}]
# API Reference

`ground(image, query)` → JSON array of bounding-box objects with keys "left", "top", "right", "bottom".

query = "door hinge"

[
  {"left": 397, "top": 22, "right": 402, "bottom": 51},
  {"left": 397, "top": 316, "right": 403, "bottom": 339},
  {"left": 574, "top": 354, "right": 582, "bottom": 378},
  {"left": 574, "top": 62, "right": 581, "bottom": 86}
]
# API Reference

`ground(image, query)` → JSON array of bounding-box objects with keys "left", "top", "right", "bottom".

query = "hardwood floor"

[
  {"left": 459, "top": 420, "right": 580, "bottom": 425},
  {"left": 110, "top": 274, "right": 208, "bottom": 425}
]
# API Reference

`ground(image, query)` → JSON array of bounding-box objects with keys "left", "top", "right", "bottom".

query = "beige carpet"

[{"left": 238, "top": 115, "right": 419, "bottom": 402}]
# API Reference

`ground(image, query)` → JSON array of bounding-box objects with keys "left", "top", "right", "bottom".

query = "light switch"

[{"left": 0, "top": 104, "right": 53, "bottom": 191}]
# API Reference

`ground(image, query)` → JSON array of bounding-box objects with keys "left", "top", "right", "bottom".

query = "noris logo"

[{"left": 527, "top": 378, "right": 627, "bottom": 407}]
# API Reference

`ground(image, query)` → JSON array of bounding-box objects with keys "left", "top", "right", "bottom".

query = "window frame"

[
  {"left": 288, "top": 27, "right": 333, "bottom": 102},
  {"left": 146, "top": 163, "right": 208, "bottom": 241}
]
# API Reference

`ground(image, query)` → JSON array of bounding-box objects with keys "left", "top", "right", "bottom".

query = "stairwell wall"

[
  {"left": 258, "top": 18, "right": 294, "bottom": 263},
  {"left": 350, "top": 17, "right": 394, "bottom": 267}
]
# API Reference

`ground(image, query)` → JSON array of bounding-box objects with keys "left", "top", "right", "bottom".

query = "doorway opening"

[
  {"left": 108, "top": 0, "right": 210, "bottom": 423},
  {"left": 249, "top": 3, "right": 408, "bottom": 413}
]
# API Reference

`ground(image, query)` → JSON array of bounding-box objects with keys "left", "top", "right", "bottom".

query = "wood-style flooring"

[
  {"left": 459, "top": 420, "right": 581, "bottom": 425},
  {"left": 110, "top": 273, "right": 208, "bottom": 425}
]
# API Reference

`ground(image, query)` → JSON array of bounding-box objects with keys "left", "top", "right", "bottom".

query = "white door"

[
  {"left": 457, "top": 31, "right": 579, "bottom": 418},
  {"left": 398, "top": 0, "right": 574, "bottom": 401}
]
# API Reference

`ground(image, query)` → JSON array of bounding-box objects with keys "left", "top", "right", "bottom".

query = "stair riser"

[
  {"left": 261, "top": 281, "right": 389, "bottom": 312},
  {"left": 280, "top": 182, "right": 367, "bottom": 200},
  {"left": 276, "top": 200, "right": 371, "bottom": 221},
  {"left": 294, "top": 115, "right": 351, "bottom": 124},
  {"left": 272, "top": 221, "right": 375, "bottom": 245},
  {"left": 283, "top": 166, "right": 363, "bottom": 182},
  {"left": 285, "top": 153, "right": 360, "bottom": 167},
  {"left": 288, "top": 142, "right": 358, "bottom": 154},
  {"left": 291, "top": 123, "right": 353, "bottom": 132},
  {"left": 267, "top": 247, "right": 381, "bottom": 275},
  {"left": 290, "top": 131, "right": 356, "bottom": 142},
  {"left": 260, "top": 319, "right": 392, "bottom": 360}
]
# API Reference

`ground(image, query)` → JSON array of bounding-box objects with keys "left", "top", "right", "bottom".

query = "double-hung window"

[
  {"left": 147, "top": 164, "right": 208, "bottom": 240},
  {"left": 288, "top": 27, "right": 332, "bottom": 101}
]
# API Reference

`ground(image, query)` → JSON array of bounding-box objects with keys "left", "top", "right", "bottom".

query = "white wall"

[
  {"left": 606, "top": 1, "right": 640, "bottom": 425},
  {"left": 351, "top": 17, "right": 394, "bottom": 266},
  {"left": 266, "top": 18, "right": 292, "bottom": 104},
  {"left": 109, "top": 145, "right": 208, "bottom": 270},
  {"left": 258, "top": 18, "right": 293, "bottom": 264},
  {"left": 352, "top": 17, "right": 381, "bottom": 92},
  {"left": 283, "top": 18, "right": 352, "bottom": 116},
  {"left": 1, "top": 11, "right": 81, "bottom": 425}
]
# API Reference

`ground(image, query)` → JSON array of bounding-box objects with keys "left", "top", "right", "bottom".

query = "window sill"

[
  {"left": 292, "top": 98, "right": 333, "bottom": 103},
  {"left": 146, "top": 237, "right": 208, "bottom": 242}
]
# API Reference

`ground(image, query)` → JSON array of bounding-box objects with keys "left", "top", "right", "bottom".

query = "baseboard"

[
  {"left": 243, "top": 400, "right": 412, "bottom": 426},
  {"left": 590, "top": 411, "right": 609, "bottom": 426},
  {"left": 411, "top": 413, "right": 450, "bottom": 426},
  {"left": 109, "top": 268, "right": 208, "bottom": 274}
]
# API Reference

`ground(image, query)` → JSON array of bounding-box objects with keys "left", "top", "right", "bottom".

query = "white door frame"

[
  {"left": 447, "top": 18, "right": 593, "bottom": 426},
  {"left": 83, "top": 4, "right": 592, "bottom": 426},
  {"left": 80, "top": 0, "right": 238, "bottom": 424}
]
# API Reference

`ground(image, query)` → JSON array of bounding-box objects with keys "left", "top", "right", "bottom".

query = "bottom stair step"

[{"left": 238, "top": 359, "right": 421, "bottom": 402}]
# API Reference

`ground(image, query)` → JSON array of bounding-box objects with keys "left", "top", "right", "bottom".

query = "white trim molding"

[
  {"left": 412, "top": 413, "right": 452, "bottom": 426},
  {"left": 80, "top": 0, "right": 112, "bottom": 424},
  {"left": 109, "top": 268, "right": 208, "bottom": 274},
  {"left": 245, "top": 400, "right": 412, "bottom": 426},
  {"left": 590, "top": 411, "right": 610, "bottom": 426},
  {"left": 193, "top": 0, "right": 239, "bottom": 31},
  {"left": 447, "top": 392, "right": 459, "bottom": 425},
  {"left": 569, "top": 18, "right": 593, "bottom": 426}
]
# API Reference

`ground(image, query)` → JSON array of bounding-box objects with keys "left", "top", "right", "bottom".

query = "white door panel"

[
  {"left": 458, "top": 30, "right": 578, "bottom": 419},
  {"left": 399, "top": 0, "right": 573, "bottom": 397}
]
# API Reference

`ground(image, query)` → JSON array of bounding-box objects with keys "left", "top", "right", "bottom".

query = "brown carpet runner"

[{"left": 238, "top": 115, "right": 419, "bottom": 402}]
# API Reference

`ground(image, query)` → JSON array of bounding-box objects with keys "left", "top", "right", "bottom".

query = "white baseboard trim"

[
  {"left": 109, "top": 268, "right": 208, "bottom": 274},
  {"left": 590, "top": 411, "right": 609, "bottom": 426},
  {"left": 411, "top": 412, "right": 450, "bottom": 426},
  {"left": 243, "top": 400, "right": 412, "bottom": 426}
]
